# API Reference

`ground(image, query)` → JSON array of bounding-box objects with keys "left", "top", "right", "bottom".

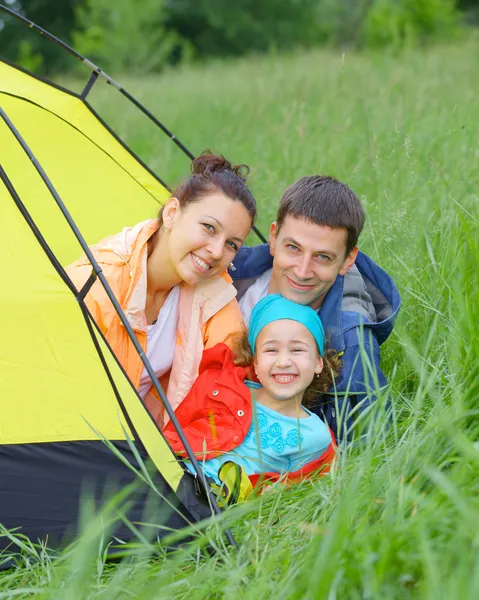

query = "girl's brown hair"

[
  {"left": 158, "top": 150, "right": 257, "bottom": 224},
  {"left": 302, "top": 349, "right": 341, "bottom": 409},
  {"left": 227, "top": 330, "right": 341, "bottom": 408}
]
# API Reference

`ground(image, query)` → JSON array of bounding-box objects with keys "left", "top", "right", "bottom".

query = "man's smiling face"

[{"left": 268, "top": 215, "right": 358, "bottom": 310}]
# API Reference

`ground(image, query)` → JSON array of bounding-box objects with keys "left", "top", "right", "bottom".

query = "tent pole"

[
  {"left": 1, "top": 162, "right": 224, "bottom": 535},
  {"left": 0, "top": 4, "right": 197, "bottom": 162},
  {"left": 0, "top": 3, "right": 267, "bottom": 244},
  {"left": 1, "top": 107, "right": 238, "bottom": 548}
]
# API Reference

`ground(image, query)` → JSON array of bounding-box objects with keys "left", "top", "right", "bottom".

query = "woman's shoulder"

[
  {"left": 93, "top": 219, "right": 158, "bottom": 261},
  {"left": 66, "top": 220, "right": 158, "bottom": 302},
  {"left": 219, "top": 270, "right": 233, "bottom": 285},
  {"left": 189, "top": 270, "right": 235, "bottom": 300},
  {"left": 67, "top": 220, "right": 158, "bottom": 268},
  {"left": 184, "top": 271, "right": 243, "bottom": 348}
]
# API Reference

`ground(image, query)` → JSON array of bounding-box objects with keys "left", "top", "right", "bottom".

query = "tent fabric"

[
  {"left": 1, "top": 440, "right": 194, "bottom": 548},
  {"left": 0, "top": 59, "right": 170, "bottom": 265},
  {"left": 0, "top": 58, "right": 210, "bottom": 550}
]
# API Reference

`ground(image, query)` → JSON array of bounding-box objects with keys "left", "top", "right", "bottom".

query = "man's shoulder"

[
  {"left": 230, "top": 244, "right": 273, "bottom": 304},
  {"left": 351, "top": 251, "right": 401, "bottom": 341},
  {"left": 322, "top": 251, "right": 401, "bottom": 350},
  {"left": 230, "top": 244, "right": 273, "bottom": 280}
]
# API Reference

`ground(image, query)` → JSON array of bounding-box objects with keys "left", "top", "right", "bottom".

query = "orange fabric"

[
  {"left": 163, "top": 343, "right": 252, "bottom": 459},
  {"left": 163, "top": 343, "right": 336, "bottom": 482},
  {"left": 66, "top": 220, "right": 244, "bottom": 426}
]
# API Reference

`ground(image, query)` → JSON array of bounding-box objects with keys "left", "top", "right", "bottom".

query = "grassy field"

[{"left": 3, "top": 37, "right": 479, "bottom": 598}]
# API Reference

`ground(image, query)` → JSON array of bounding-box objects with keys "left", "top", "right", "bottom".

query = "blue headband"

[{"left": 248, "top": 294, "right": 325, "bottom": 355}]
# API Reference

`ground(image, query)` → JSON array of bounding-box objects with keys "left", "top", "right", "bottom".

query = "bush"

[
  {"left": 3, "top": 0, "right": 468, "bottom": 75},
  {"left": 315, "top": 0, "right": 372, "bottom": 48},
  {"left": 166, "top": 0, "right": 464, "bottom": 59},
  {"left": 1, "top": 0, "right": 78, "bottom": 74},
  {"left": 72, "top": 0, "right": 191, "bottom": 73},
  {"left": 362, "top": 0, "right": 462, "bottom": 49},
  {"left": 165, "top": 0, "right": 325, "bottom": 57},
  {"left": 16, "top": 40, "right": 45, "bottom": 73}
]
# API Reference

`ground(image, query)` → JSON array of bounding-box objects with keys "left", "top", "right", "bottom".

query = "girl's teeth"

[
  {"left": 274, "top": 375, "right": 296, "bottom": 382},
  {"left": 193, "top": 254, "right": 210, "bottom": 270}
]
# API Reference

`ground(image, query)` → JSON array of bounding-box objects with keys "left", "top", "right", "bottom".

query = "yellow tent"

[{"left": 0, "top": 56, "right": 225, "bottom": 551}]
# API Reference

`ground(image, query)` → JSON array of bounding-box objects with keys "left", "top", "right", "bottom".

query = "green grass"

[{"left": 3, "top": 37, "right": 479, "bottom": 598}]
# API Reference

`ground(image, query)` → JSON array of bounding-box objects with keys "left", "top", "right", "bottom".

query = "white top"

[
  {"left": 238, "top": 268, "right": 272, "bottom": 327},
  {"left": 138, "top": 284, "right": 181, "bottom": 398}
]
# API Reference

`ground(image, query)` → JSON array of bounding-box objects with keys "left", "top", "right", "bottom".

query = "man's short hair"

[{"left": 276, "top": 176, "right": 366, "bottom": 255}]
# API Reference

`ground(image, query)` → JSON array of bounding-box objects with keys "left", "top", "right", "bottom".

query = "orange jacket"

[{"left": 66, "top": 219, "right": 245, "bottom": 426}]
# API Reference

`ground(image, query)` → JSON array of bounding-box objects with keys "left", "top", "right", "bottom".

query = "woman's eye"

[
  {"left": 202, "top": 223, "right": 215, "bottom": 233},
  {"left": 226, "top": 240, "right": 238, "bottom": 251}
]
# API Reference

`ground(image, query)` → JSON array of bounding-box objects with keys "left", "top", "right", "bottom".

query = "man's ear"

[
  {"left": 161, "top": 197, "right": 180, "bottom": 228},
  {"left": 269, "top": 222, "right": 277, "bottom": 257},
  {"left": 339, "top": 246, "right": 358, "bottom": 276}
]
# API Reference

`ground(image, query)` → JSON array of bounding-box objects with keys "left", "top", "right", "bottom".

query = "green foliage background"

[
  {"left": 1, "top": 34, "right": 479, "bottom": 597},
  {"left": 0, "top": 0, "right": 475, "bottom": 74}
]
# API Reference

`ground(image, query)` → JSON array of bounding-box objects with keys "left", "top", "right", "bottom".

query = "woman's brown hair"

[
  {"left": 158, "top": 150, "right": 256, "bottom": 224},
  {"left": 227, "top": 330, "right": 341, "bottom": 407}
]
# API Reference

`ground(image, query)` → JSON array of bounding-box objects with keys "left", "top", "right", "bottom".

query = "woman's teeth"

[{"left": 192, "top": 254, "right": 211, "bottom": 270}]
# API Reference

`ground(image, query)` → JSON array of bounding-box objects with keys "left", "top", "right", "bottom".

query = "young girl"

[
  {"left": 67, "top": 152, "right": 256, "bottom": 426},
  {"left": 164, "top": 294, "right": 338, "bottom": 494}
]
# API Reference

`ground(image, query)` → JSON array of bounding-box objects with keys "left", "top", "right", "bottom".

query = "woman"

[{"left": 67, "top": 151, "right": 256, "bottom": 426}]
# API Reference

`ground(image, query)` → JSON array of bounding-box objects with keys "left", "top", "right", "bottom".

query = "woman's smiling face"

[
  {"left": 253, "top": 319, "right": 323, "bottom": 403},
  {"left": 161, "top": 192, "right": 252, "bottom": 286}
]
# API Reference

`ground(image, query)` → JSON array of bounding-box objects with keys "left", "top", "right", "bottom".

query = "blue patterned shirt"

[{"left": 185, "top": 389, "right": 332, "bottom": 484}]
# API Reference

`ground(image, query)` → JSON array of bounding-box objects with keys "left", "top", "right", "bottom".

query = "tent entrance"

[{"left": 0, "top": 5, "right": 244, "bottom": 550}]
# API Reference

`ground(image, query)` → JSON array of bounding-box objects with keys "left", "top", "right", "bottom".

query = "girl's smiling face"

[
  {"left": 253, "top": 319, "right": 323, "bottom": 404},
  {"left": 160, "top": 192, "right": 252, "bottom": 286}
]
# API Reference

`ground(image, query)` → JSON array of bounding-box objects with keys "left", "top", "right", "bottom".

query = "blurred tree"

[
  {"left": 363, "top": 0, "right": 462, "bottom": 48},
  {"left": 458, "top": 0, "right": 479, "bottom": 22},
  {"left": 166, "top": 0, "right": 465, "bottom": 57},
  {"left": 72, "top": 0, "right": 190, "bottom": 73},
  {"left": 165, "top": 0, "right": 325, "bottom": 57},
  {"left": 0, "top": 0, "right": 471, "bottom": 74},
  {"left": 314, "top": 0, "right": 374, "bottom": 47},
  {"left": 458, "top": 0, "right": 479, "bottom": 8},
  {"left": 0, "top": 0, "right": 79, "bottom": 73}
]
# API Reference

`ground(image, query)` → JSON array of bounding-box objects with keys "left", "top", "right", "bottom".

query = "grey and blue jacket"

[{"left": 230, "top": 244, "right": 401, "bottom": 442}]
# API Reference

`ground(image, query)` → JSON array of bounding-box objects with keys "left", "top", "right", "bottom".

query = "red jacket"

[{"left": 163, "top": 343, "right": 336, "bottom": 482}]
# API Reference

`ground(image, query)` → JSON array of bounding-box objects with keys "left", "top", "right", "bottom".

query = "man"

[{"left": 231, "top": 176, "right": 401, "bottom": 441}]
